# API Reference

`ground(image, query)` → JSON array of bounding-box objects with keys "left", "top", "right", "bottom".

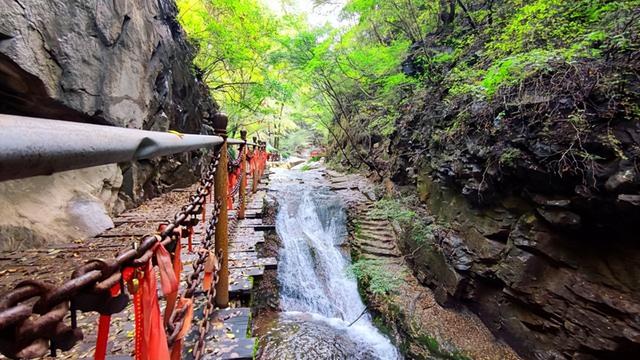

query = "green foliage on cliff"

[
  {"left": 371, "top": 197, "right": 436, "bottom": 244},
  {"left": 177, "top": 0, "right": 639, "bottom": 167},
  {"left": 442, "top": 0, "right": 640, "bottom": 100},
  {"left": 349, "top": 259, "right": 402, "bottom": 295},
  {"left": 370, "top": 198, "right": 416, "bottom": 223},
  {"left": 304, "top": 0, "right": 640, "bottom": 174}
]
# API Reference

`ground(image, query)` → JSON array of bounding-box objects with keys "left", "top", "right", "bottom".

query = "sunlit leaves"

[
  {"left": 177, "top": 0, "right": 281, "bottom": 134},
  {"left": 177, "top": 0, "right": 424, "bottom": 151}
]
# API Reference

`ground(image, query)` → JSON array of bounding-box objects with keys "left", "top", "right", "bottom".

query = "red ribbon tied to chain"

[
  {"left": 134, "top": 240, "right": 178, "bottom": 360},
  {"left": 203, "top": 250, "right": 218, "bottom": 292}
]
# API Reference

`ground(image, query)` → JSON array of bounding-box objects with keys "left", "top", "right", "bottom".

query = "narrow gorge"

[{"left": 0, "top": 1, "right": 638, "bottom": 360}]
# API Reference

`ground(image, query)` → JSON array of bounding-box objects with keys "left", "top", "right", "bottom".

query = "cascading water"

[{"left": 260, "top": 167, "right": 400, "bottom": 359}]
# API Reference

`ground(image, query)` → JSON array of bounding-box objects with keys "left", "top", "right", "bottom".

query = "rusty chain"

[
  {"left": 166, "top": 201, "right": 221, "bottom": 346},
  {"left": 192, "top": 258, "right": 221, "bottom": 360},
  {"left": 228, "top": 143, "right": 246, "bottom": 170},
  {"left": 191, "top": 201, "right": 224, "bottom": 359},
  {"left": 0, "top": 146, "right": 226, "bottom": 359},
  {"left": 229, "top": 170, "right": 245, "bottom": 198}
]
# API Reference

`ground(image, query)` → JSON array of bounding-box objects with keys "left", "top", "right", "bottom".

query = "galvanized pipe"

[
  {"left": 0, "top": 114, "right": 228, "bottom": 182},
  {"left": 228, "top": 138, "right": 254, "bottom": 146}
]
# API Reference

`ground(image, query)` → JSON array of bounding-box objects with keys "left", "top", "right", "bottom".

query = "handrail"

[
  {"left": 228, "top": 138, "right": 252, "bottom": 145},
  {"left": 0, "top": 114, "right": 246, "bottom": 182},
  {"left": 0, "top": 112, "right": 271, "bottom": 359}
]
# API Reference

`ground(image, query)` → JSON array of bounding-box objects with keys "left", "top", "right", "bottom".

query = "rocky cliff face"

[
  {"left": 388, "top": 54, "right": 640, "bottom": 359},
  {"left": 397, "top": 175, "right": 640, "bottom": 359},
  {"left": 0, "top": 0, "right": 217, "bottom": 249},
  {"left": 319, "top": 1, "right": 639, "bottom": 357},
  {"left": 0, "top": 0, "right": 216, "bottom": 130}
]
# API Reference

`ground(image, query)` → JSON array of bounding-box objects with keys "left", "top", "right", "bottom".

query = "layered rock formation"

[
  {"left": 329, "top": 171, "right": 520, "bottom": 359},
  {"left": 380, "top": 20, "right": 640, "bottom": 358},
  {"left": 399, "top": 174, "right": 640, "bottom": 359},
  {"left": 0, "top": 0, "right": 216, "bottom": 131},
  {"left": 390, "top": 102, "right": 640, "bottom": 359},
  {"left": 0, "top": 0, "right": 217, "bottom": 249}
]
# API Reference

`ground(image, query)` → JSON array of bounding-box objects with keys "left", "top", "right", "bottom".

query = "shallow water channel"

[{"left": 258, "top": 168, "right": 400, "bottom": 360}]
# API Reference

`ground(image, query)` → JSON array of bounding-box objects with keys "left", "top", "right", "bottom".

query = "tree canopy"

[{"left": 177, "top": 0, "right": 639, "bottom": 161}]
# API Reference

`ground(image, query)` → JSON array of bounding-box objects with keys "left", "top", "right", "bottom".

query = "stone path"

[
  {"left": 329, "top": 172, "right": 404, "bottom": 266},
  {"left": 351, "top": 202, "right": 404, "bottom": 261},
  {"left": 328, "top": 171, "right": 521, "bottom": 360}
]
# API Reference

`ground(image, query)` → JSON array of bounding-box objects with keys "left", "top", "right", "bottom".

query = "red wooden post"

[
  {"left": 238, "top": 130, "right": 248, "bottom": 219},
  {"left": 212, "top": 113, "right": 229, "bottom": 308},
  {"left": 251, "top": 137, "right": 258, "bottom": 194}
]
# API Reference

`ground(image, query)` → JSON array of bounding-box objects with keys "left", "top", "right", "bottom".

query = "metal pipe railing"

[
  {"left": 227, "top": 138, "right": 243, "bottom": 145},
  {"left": 0, "top": 111, "right": 273, "bottom": 359},
  {"left": 0, "top": 114, "right": 245, "bottom": 182}
]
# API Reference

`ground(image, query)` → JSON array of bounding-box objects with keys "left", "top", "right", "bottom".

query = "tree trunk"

[{"left": 439, "top": 0, "right": 456, "bottom": 28}]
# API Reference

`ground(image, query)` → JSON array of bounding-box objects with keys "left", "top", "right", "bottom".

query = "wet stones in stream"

[{"left": 257, "top": 313, "right": 376, "bottom": 360}]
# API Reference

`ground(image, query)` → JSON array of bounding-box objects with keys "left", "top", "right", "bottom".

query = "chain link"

[
  {"left": 228, "top": 170, "right": 245, "bottom": 197},
  {"left": 191, "top": 202, "right": 224, "bottom": 359},
  {"left": 227, "top": 143, "right": 246, "bottom": 170},
  {"left": 0, "top": 147, "right": 225, "bottom": 359},
  {"left": 166, "top": 201, "right": 221, "bottom": 346}
]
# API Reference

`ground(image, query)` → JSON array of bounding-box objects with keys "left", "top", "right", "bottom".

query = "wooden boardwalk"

[
  {"left": 0, "top": 173, "right": 275, "bottom": 359},
  {"left": 189, "top": 181, "right": 274, "bottom": 360}
]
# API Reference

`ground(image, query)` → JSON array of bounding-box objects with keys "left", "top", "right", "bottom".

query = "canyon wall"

[
  {"left": 390, "top": 56, "right": 640, "bottom": 358},
  {"left": 0, "top": 0, "right": 216, "bottom": 249}
]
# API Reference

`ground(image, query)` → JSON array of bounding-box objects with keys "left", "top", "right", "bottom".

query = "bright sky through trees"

[
  {"left": 176, "top": 0, "right": 414, "bottom": 157},
  {"left": 261, "top": 0, "right": 349, "bottom": 28}
]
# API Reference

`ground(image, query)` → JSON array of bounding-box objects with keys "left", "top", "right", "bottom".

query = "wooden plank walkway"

[
  {"left": 192, "top": 179, "right": 274, "bottom": 360},
  {"left": 0, "top": 173, "right": 275, "bottom": 359}
]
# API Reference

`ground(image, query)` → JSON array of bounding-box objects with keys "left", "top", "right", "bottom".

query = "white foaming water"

[{"left": 272, "top": 167, "right": 400, "bottom": 359}]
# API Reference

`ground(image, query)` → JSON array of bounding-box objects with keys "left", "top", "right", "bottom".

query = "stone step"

[
  {"left": 362, "top": 214, "right": 388, "bottom": 221},
  {"left": 229, "top": 251, "right": 259, "bottom": 260},
  {"left": 231, "top": 266, "right": 264, "bottom": 278},
  {"left": 353, "top": 206, "right": 374, "bottom": 215},
  {"left": 229, "top": 242, "right": 257, "bottom": 252},
  {"left": 354, "top": 237, "right": 397, "bottom": 250},
  {"left": 357, "top": 225, "right": 395, "bottom": 235},
  {"left": 359, "top": 253, "right": 404, "bottom": 264},
  {"left": 356, "top": 223, "right": 390, "bottom": 232},
  {"left": 242, "top": 212, "right": 263, "bottom": 219},
  {"left": 357, "top": 218, "right": 390, "bottom": 227},
  {"left": 236, "top": 218, "right": 263, "bottom": 226},
  {"left": 229, "top": 239, "right": 265, "bottom": 248},
  {"left": 229, "top": 257, "right": 277, "bottom": 270},
  {"left": 355, "top": 230, "right": 396, "bottom": 243},
  {"left": 355, "top": 244, "right": 401, "bottom": 258},
  {"left": 231, "top": 230, "right": 265, "bottom": 238},
  {"left": 237, "top": 223, "right": 275, "bottom": 231},
  {"left": 229, "top": 276, "right": 252, "bottom": 297}
]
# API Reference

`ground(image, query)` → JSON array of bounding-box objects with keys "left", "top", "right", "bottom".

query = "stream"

[{"left": 258, "top": 167, "right": 400, "bottom": 359}]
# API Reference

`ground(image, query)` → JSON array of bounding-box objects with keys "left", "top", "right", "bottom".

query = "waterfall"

[{"left": 271, "top": 168, "right": 400, "bottom": 359}]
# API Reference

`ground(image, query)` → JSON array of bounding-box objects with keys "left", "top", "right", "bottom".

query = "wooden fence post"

[
  {"left": 251, "top": 136, "right": 258, "bottom": 194},
  {"left": 259, "top": 141, "right": 266, "bottom": 179},
  {"left": 212, "top": 113, "right": 229, "bottom": 308},
  {"left": 238, "top": 130, "right": 247, "bottom": 220}
]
